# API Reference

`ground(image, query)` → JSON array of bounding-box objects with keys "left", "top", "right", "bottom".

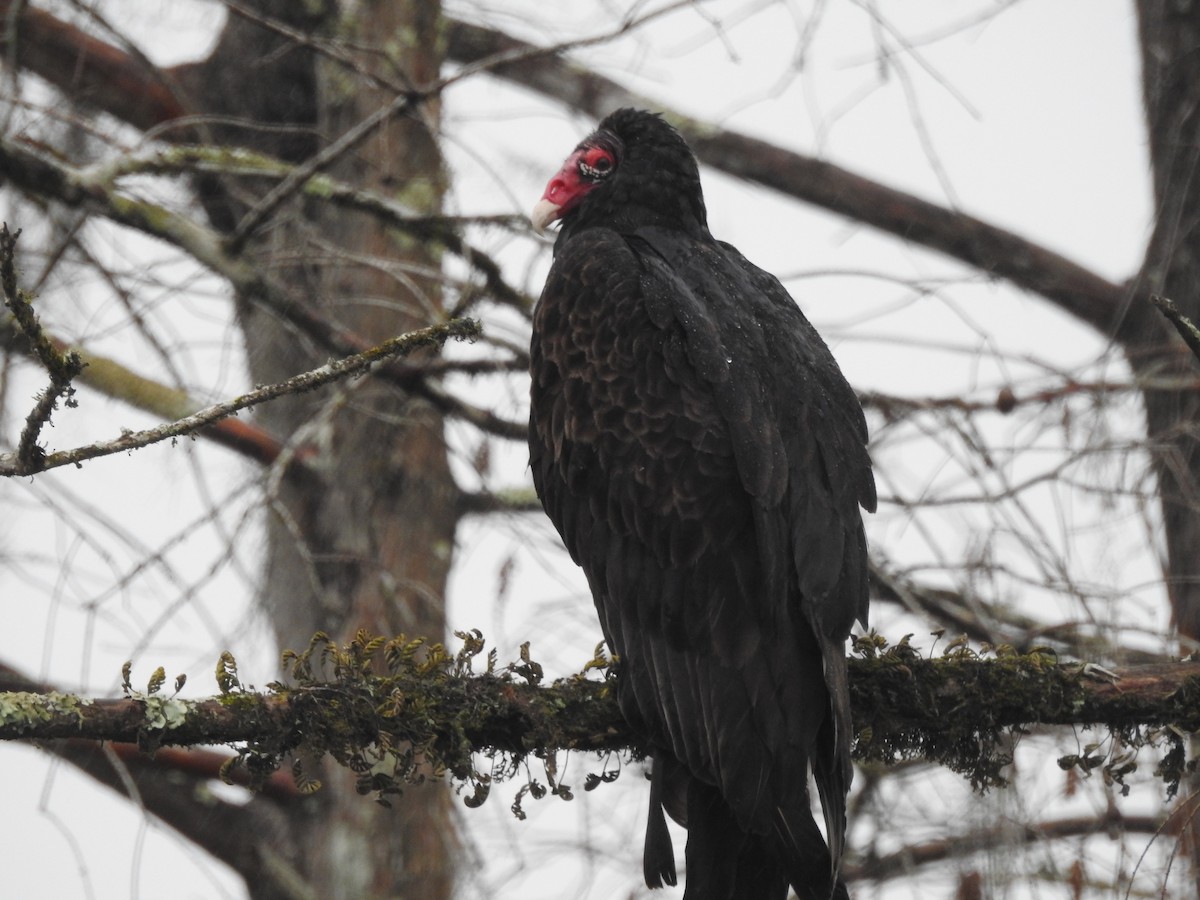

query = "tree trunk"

[
  {"left": 183, "top": 2, "right": 458, "bottom": 896},
  {"left": 1136, "top": 1, "right": 1200, "bottom": 892},
  {"left": 1136, "top": 0, "right": 1200, "bottom": 647}
]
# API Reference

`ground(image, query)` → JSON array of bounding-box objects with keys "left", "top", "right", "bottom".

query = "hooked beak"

[{"left": 531, "top": 198, "right": 562, "bottom": 234}]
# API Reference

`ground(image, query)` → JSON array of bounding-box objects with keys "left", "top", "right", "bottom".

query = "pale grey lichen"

[{"left": 0, "top": 691, "right": 92, "bottom": 734}]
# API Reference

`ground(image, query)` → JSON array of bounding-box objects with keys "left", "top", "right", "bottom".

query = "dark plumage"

[{"left": 528, "top": 108, "right": 875, "bottom": 900}]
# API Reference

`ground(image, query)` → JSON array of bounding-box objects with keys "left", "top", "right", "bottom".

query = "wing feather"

[{"left": 529, "top": 223, "right": 874, "bottom": 876}]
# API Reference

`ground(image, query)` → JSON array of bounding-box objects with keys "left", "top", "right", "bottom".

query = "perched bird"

[{"left": 528, "top": 108, "right": 875, "bottom": 900}]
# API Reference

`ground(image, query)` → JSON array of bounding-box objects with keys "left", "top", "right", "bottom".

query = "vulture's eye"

[{"left": 578, "top": 147, "right": 615, "bottom": 180}]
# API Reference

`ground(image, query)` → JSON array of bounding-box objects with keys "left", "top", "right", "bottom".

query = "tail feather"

[
  {"left": 668, "top": 774, "right": 852, "bottom": 900},
  {"left": 773, "top": 804, "right": 850, "bottom": 900},
  {"left": 812, "top": 635, "right": 854, "bottom": 877},
  {"left": 643, "top": 753, "right": 678, "bottom": 888},
  {"left": 682, "top": 778, "right": 789, "bottom": 900}
]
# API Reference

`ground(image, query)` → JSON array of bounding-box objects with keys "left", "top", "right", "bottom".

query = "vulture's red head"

[{"left": 532, "top": 108, "right": 708, "bottom": 239}]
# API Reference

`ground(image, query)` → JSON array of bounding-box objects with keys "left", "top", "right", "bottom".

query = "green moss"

[
  {"left": 216, "top": 691, "right": 263, "bottom": 713},
  {"left": 848, "top": 632, "right": 1199, "bottom": 796},
  {"left": 202, "top": 630, "right": 633, "bottom": 807},
  {"left": 383, "top": 24, "right": 421, "bottom": 63},
  {"left": 392, "top": 178, "right": 440, "bottom": 215},
  {"left": 116, "top": 630, "right": 1198, "bottom": 817}
]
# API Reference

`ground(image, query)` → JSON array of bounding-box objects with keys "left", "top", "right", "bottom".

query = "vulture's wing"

[{"left": 531, "top": 222, "right": 873, "bottom": 872}]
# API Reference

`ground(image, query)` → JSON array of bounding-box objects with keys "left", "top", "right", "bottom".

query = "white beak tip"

[{"left": 531, "top": 198, "right": 562, "bottom": 235}]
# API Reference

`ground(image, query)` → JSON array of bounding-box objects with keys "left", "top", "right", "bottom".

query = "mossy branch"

[
  {"left": 2, "top": 633, "right": 1199, "bottom": 805},
  {"left": 848, "top": 634, "right": 1200, "bottom": 792}
]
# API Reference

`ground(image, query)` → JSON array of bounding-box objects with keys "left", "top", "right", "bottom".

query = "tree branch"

[
  {"left": 0, "top": 662, "right": 306, "bottom": 897},
  {"left": 457, "top": 487, "right": 543, "bottom": 517},
  {"left": 1151, "top": 294, "right": 1200, "bottom": 363},
  {"left": 0, "top": 1, "right": 189, "bottom": 130},
  {"left": 85, "top": 143, "right": 534, "bottom": 314},
  {"left": 1, "top": 3, "right": 1130, "bottom": 339},
  {"left": 0, "top": 223, "right": 85, "bottom": 469},
  {"left": 442, "top": 17, "right": 1130, "bottom": 337},
  {"left": 3, "top": 638, "right": 1199, "bottom": 799},
  {"left": 0, "top": 317, "right": 481, "bottom": 476},
  {"left": 0, "top": 141, "right": 531, "bottom": 441},
  {"left": 845, "top": 809, "right": 1163, "bottom": 883},
  {"left": 224, "top": 89, "right": 422, "bottom": 254},
  {"left": 0, "top": 311, "right": 293, "bottom": 465}
]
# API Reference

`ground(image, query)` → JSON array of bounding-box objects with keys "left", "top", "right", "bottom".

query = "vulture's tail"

[
  {"left": 674, "top": 778, "right": 847, "bottom": 900},
  {"left": 643, "top": 751, "right": 678, "bottom": 888}
]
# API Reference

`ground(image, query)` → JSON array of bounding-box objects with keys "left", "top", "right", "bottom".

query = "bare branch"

[
  {"left": 845, "top": 809, "right": 1164, "bottom": 883},
  {"left": 0, "top": 313, "right": 288, "bottom": 465},
  {"left": 861, "top": 378, "right": 1157, "bottom": 422},
  {"left": 457, "top": 487, "right": 543, "bottom": 517},
  {"left": 0, "top": 1, "right": 189, "bottom": 130},
  {"left": 411, "top": 378, "right": 528, "bottom": 441},
  {"left": 443, "top": 18, "right": 1129, "bottom": 337},
  {"left": 0, "top": 317, "right": 481, "bottom": 476},
  {"left": 225, "top": 90, "right": 421, "bottom": 253},
  {"left": 1152, "top": 294, "right": 1200, "bottom": 363},
  {"left": 0, "top": 223, "right": 84, "bottom": 468},
  {"left": 85, "top": 143, "right": 533, "bottom": 313}
]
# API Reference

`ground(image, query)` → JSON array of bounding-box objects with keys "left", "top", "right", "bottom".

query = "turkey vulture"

[{"left": 528, "top": 108, "right": 875, "bottom": 900}]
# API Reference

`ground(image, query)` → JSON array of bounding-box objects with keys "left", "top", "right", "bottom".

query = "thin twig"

[
  {"left": 1151, "top": 294, "right": 1200, "bottom": 363},
  {"left": 1, "top": 223, "right": 85, "bottom": 471},
  {"left": 0, "top": 317, "right": 480, "bottom": 477}
]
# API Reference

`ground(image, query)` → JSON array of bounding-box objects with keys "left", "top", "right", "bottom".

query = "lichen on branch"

[
  {"left": 1, "top": 223, "right": 85, "bottom": 472},
  {"left": 0, "top": 314, "right": 481, "bottom": 476},
  {"left": 1, "top": 632, "right": 1199, "bottom": 812},
  {"left": 849, "top": 633, "right": 1200, "bottom": 795}
]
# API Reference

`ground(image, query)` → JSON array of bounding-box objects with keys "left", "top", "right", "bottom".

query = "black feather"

[
  {"left": 529, "top": 108, "right": 874, "bottom": 898},
  {"left": 644, "top": 752, "right": 678, "bottom": 888}
]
